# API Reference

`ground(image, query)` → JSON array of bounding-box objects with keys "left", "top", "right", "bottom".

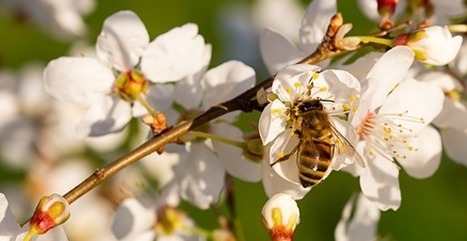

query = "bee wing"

[{"left": 329, "top": 124, "right": 366, "bottom": 168}]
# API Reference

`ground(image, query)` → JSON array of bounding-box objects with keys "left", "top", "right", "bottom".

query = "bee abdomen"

[
  {"left": 298, "top": 141, "right": 333, "bottom": 188},
  {"left": 298, "top": 157, "right": 331, "bottom": 188}
]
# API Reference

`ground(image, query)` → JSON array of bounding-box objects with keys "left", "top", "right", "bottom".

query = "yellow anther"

[
  {"left": 312, "top": 72, "right": 320, "bottom": 80},
  {"left": 342, "top": 103, "right": 350, "bottom": 111}
]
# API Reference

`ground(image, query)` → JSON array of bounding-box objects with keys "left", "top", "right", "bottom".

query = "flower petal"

[
  {"left": 442, "top": 128, "right": 467, "bottom": 167},
  {"left": 174, "top": 143, "right": 225, "bottom": 209},
  {"left": 272, "top": 64, "right": 321, "bottom": 103},
  {"left": 142, "top": 23, "right": 211, "bottom": 83},
  {"left": 261, "top": 151, "right": 310, "bottom": 200},
  {"left": 259, "top": 28, "right": 306, "bottom": 74},
  {"left": 76, "top": 96, "right": 132, "bottom": 137},
  {"left": 201, "top": 60, "right": 255, "bottom": 108},
  {"left": 96, "top": 11, "right": 149, "bottom": 70},
  {"left": 211, "top": 123, "right": 261, "bottom": 182},
  {"left": 359, "top": 155, "right": 401, "bottom": 211},
  {"left": 362, "top": 46, "right": 414, "bottom": 111},
  {"left": 398, "top": 126, "right": 441, "bottom": 179},
  {"left": 44, "top": 57, "right": 114, "bottom": 106},
  {"left": 0, "top": 193, "right": 22, "bottom": 235},
  {"left": 379, "top": 79, "right": 444, "bottom": 133},
  {"left": 318, "top": 69, "right": 360, "bottom": 113},
  {"left": 111, "top": 197, "right": 155, "bottom": 240},
  {"left": 335, "top": 193, "right": 380, "bottom": 241},
  {"left": 258, "top": 99, "right": 287, "bottom": 145},
  {"left": 298, "top": 0, "right": 336, "bottom": 53}
]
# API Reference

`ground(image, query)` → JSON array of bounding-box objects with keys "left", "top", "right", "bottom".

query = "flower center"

[
  {"left": 113, "top": 69, "right": 149, "bottom": 102},
  {"left": 154, "top": 206, "right": 184, "bottom": 236},
  {"left": 357, "top": 110, "right": 423, "bottom": 161}
]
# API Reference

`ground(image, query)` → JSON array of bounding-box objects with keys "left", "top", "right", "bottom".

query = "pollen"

[
  {"left": 319, "top": 86, "right": 327, "bottom": 92},
  {"left": 342, "top": 103, "right": 350, "bottom": 111},
  {"left": 349, "top": 95, "right": 357, "bottom": 102},
  {"left": 271, "top": 108, "right": 283, "bottom": 116},
  {"left": 312, "top": 72, "right": 320, "bottom": 80},
  {"left": 293, "top": 81, "right": 301, "bottom": 88},
  {"left": 277, "top": 151, "right": 285, "bottom": 159},
  {"left": 285, "top": 87, "right": 292, "bottom": 94}
]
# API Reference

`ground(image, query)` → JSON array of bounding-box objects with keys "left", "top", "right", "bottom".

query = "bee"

[{"left": 271, "top": 98, "right": 365, "bottom": 188}]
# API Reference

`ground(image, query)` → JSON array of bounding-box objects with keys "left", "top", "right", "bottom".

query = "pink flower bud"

[
  {"left": 24, "top": 194, "right": 70, "bottom": 241},
  {"left": 394, "top": 26, "right": 463, "bottom": 66},
  {"left": 262, "top": 193, "right": 299, "bottom": 241},
  {"left": 377, "top": 0, "right": 398, "bottom": 16}
]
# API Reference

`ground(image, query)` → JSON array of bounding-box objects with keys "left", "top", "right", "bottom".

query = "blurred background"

[{"left": 0, "top": 0, "right": 466, "bottom": 240}]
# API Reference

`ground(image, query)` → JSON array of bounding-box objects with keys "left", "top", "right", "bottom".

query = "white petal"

[
  {"left": 211, "top": 123, "right": 261, "bottom": 182},
  {"left": 201, "top": 60, "right": 255, "bottom": 108},
  {"left": 434, "top": 98, "right": 467, "bottom": 130},
  {"left": 379, "top": 79, "right": 444, "bottom": 132},
  {"left": 261, "top": 154, "right": 310, "bottom": 200},
  {"left": 363, "top": 46, "right": 414, "bottom": 110},
  {"left": 0, "top": 193, "right": 21, "bottom": 236},
  {"left": 398, "top": 126, "right": 441, "bottom": 179},
  {"left": 319, "top": 69, "right": 360, "bottom": 112},
  {"left": 298, "top": 0, "right": 336, "bottom": 53},
  {"left": 111, "top": 197, "right": 155, "bottom": 240},
  {"left": 273, "top": 64, "right": 321, "bottom": 103},
  {"left": 174, "top": 143, "right": 225, "bottom": 209},
  {"left": 259, "top": 28, "right": 305, "bottom": 74},
  {"left": 451, "top": 40, "right": 467, "bottom": 75},
  {"left": 335, "top": 193, "right": 380, "bottom": 241},
  {"left": 356, "top": 0, "right": 379, "bottom": 22},
  {"left": 417, "top": 71, "right": 462, "bottom": 92},
  {"left": 145, "top": 84, "right": 176, "bottom": 113},
  {"left": 96, "top": 10, "right": 149, "bottom": 70},
  {"left": 262, "top": 193, "right": 300, "bottom": 229},
  {"left": 359, "top": 155, "right": 401, "bottom": 211},
  {"left": 268, "top": 130, "right": 303, "bottom": 185},
  {"left": 44, "top": 57, "right": 114, "bottom": 105},
  {"left": 76, "top": 96, "right": 132, "bottom": 136},
  {"left": 442, "top": 128, "right": 467, "bottom": 167},
  {"left": 173, "top": 71, "right": 205, "bottom": 110},
  {"left": 142, "top": 23, "right": 211, "bottom": 83},
  {"left": 258, "top": 100, "right": 287, "bottom": 145},
  {"left": 337, "top": 51, "right": 383, "bottom": 81}
]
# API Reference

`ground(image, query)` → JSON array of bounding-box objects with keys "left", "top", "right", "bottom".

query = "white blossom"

[
  {"left": 347, "top": 46, "right": 444, "bottom": 210},
  {"left": 44, "top": 10, "right": 210, "bottom": 136},
  {"left": 396, "top": 25, "right": 463, "bottom": 66},
  {"left": 0, "top": 193, "right": 69, "bottom": 241},
  {"left": 335, "top": 193, "right": 380, "bottom": 241},
  {"left": 259, "top": 0, "right": 337, "bottom": 74},
  {"left": 258, "top": 64, "right": 361, "bottom": 198}
]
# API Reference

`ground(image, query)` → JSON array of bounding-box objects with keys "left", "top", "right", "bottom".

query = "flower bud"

[
  {"left": 24, "top": 194, "right": 70, "bottom": 241},
  {"left": 377, "top": 0, "right": 398, "bottom": 16},
  {"left": 262, "top": 193, "right": 300, "bottom": 241},
  {"left": 394, "top": 26, "right": 463, "bottom": 66}
]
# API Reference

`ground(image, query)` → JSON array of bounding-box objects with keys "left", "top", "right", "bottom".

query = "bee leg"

[{"left": 270, "top": 144, "right": 299, "bottom": 167}]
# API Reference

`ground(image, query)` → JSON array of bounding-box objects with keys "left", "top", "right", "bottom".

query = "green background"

[{"left": 0, "top": 0, "right": 466, "bottom": 240}]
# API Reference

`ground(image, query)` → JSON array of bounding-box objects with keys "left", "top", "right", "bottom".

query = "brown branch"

[{"left": 62, "top": 13, "right": 354, "bottom": 205}]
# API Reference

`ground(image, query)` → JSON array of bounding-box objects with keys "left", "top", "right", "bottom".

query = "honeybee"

[{"left": 271, "top": 98, "right": 365, "bottom": 188}]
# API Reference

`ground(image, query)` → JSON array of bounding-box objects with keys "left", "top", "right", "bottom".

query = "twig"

[{"left": 62, "top": 13, "right": 354, "bottom": 205}]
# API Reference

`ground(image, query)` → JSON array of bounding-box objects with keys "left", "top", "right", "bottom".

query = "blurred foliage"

[{"left": 0, "top": 0, "right": 466, "bottom": 241}]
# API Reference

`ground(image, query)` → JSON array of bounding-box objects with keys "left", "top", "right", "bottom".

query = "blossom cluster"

[{"left": 0, "top": 0, "right": 466, "bottom": 241}]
